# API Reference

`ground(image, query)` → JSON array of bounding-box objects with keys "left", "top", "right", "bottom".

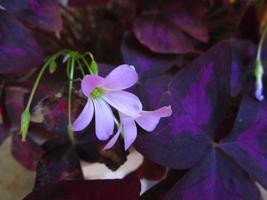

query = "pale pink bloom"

[
  {"left": 104, "top": 106, "right": 172, "bottom": 150},
  {"left": 72, "top": 64, "right": 142, "bottom": 140}
]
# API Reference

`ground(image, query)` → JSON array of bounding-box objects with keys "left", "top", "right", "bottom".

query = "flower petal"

[
  {"left": 103, "top": 64, "right": 138, "bottom": 90},
  {"left": 72, "top": 99, "right": 94, "bottom": 131},
  {"left": 136, "top": 106, "right": 172, "bottom": 132},
  {"left": 103, "top": 126, "right": 122, "bottom": 150},
  {"left": 120, "top": 114, "right": 137, "bottom": 150},
  {"left": 102, "top": 91, "right": 142, "bottom": 117},
  {"left": 93, "top": 99, "right": 114, "bottom": 140},
  {"left": 81, "top": 75, "right": 104, "bottom": 96}
]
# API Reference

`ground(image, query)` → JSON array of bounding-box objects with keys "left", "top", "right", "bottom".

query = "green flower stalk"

[
  {"left": 20, "top": 50, "right": 98, "bottom": 143},
  {"left": 255, "top": 25, "right": 267, "bottom": 101}
]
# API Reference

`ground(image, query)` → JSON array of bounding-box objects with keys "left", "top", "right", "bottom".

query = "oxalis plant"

[
  {"left": 2, "top": 0, "right": 267, "bottom": 199},
  {"left": 20, "top": 51, "right": 172, "bottom": 150}
]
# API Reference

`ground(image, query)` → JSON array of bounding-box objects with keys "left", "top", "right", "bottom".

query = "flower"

[
  {"left": 104, "top": 106, "right": 172, "bottom": 150},
  {"left": 72, "top": 64, "right": 142, "bottom": 140},
  {"left": 72, "top": 64, "right": 172, "bottom": 150}
]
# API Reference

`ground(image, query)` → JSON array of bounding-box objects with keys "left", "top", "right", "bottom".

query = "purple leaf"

[
  {"left": 11, "top": 134, "right": 43, "bottom": 171},
  {"left": 165, "top": 149, "right": 260, "bottom": 200},
  {"left": 1, "top": 0, "right": 62, "bottom": 31},
  {"left": 138, "top": 75, "right": 172, "bottom": 110},
  {"left": 24, "top": 176, "right": 141, "bottom": 200},
  {"left": 135, "top": 39, "right": 264, "bottom": 198},
  {"left": 5, "top": 85, "right": 28, "bottom": 128},
  {"left": 166, "top": 3, "right": 208, "bottom": 43},
  {"left": 121, "top": 34, "right": 177, "bottom": 80},
  {"left": 133, "top": 14, "right": 195, "bottom": 54},
  {"left": 136, "top": 40, "right": 254, "bottom": 168},
  {"left": 34, "top": 140, "right": 83, "bottom": 188},
  {"left": 0, "top": 14, "right": 43, "bottom": 74},
  {"left": 133, "top": 2, "right": 208, "bottom": 54},
  {"left": 20, "top": 0, "right": 63, "bottom": 32},
  {"left": 0, "top": 0, "right": 28, "bottom": 14},
  {"left": 220, "top": 93, "right": 267, "bottom": 189}
]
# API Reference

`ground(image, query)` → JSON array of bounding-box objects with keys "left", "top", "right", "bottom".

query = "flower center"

[{"left": 90, "top": 87, "right": 104, "bottom": 99}]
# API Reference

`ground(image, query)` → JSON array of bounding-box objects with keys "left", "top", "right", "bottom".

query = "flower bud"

[
  {"left": 20, "top": 109, "right": 31, "bottom": 142},
  {"left": 49, "top": 61, "right": 57, "bottom": 74},
  {"left": 255, "top": 59, "right": 264, "bottom": 101},
  {"left": 90, "top": 60, "right": 98, "bottom": 75}
]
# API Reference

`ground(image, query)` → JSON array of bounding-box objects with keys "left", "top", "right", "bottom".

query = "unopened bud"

[
  {"left": 255, "top": 60, "right": 264, "bottom": 101},
  {"left": 49, "top": 61, "right": 57, "bottom": 73},
  {"left": 20, "top": 109, "right": 31, "bottom": 142},
  {"left": 90, "top": 60, "right": 98, "bottom": 75}
]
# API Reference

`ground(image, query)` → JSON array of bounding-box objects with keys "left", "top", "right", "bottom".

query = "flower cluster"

[{"left": 72, "top": 64, "right": 172, "bottom": 150}]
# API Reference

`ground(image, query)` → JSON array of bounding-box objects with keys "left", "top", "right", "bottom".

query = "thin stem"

[
  {"left": 67, "top": 55, "right": 76, "bottom": 144},
  {"left": 26, "top": 50, "right": 71, "bottom": 109},
  {"left": 79, "top": 55, "right": 92, "bottom": 74},
  {"left": 25, "top": 62, "right": 50, "bottom": 110},
  {"left": 83, "top": 51, "right": 94, "bottom": 61},
  {"left": 76, "top": 59, "right": 86, "bottom": 76}
]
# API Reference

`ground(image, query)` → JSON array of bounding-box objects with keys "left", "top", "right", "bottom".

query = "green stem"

[
  {"left": 25, "top": 62, "right": 50, "bottom": 110},
  {"left": 79, "top": 55, "right": 93, "bottom": 74},
  {"left": 76, "top": 59, "right": 86, "bottom": 76},
  {"left": 25, "top": 51, "right": 70, "bottom": 110},
  {"left": 67, "top": 55, "right": 76, "bottom": 144}
]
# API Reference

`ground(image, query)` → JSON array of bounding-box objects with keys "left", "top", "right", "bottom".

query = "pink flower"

[
  {"left": 72, "top": 64, "right": 142, "bottom": 140},
  {"left": 104, "top": 106, "right": 172, "bottom": 150},
  {"left": 72, "top": 64, "right": 172, "bottom": 150}
]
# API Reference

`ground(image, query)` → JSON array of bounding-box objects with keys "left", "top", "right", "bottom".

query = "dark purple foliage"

[
  {"left": 24, "top": 176, "right": 141, "bottom": 200},
  {"left": 135, "top": 40, "right": 263, "bottom": 199},
  {"left": 19, "top": 0, "right": 63, "bottom": 32},
  {"left": 5, "top": 85, "right": 28, "bottom": 128},
  {"left": 220, "top": 93, "right": 267, "bottom": 189},
  {"left": 137, "top": 75, "right": 172, "bottom": 110},
  {"left": 165, "top": 149, "right": 260, "bottom": 200},
  {"left": 0, "top": 0, "right": 62, "bottom": 75},
  {"left": 121, "top": 34, "right": 177, "bottom": 80},
  {"left": 133, "top": 2, "right": 208, "bottom": 54},
  {"left": 1, "top": 0, "right": 62, "bottom": 31},
  {"left": 34, "top": 140, "right": 83, "bottom": 188},
  {"left": 1, "top": 1, "right": 266, "bottom": 199},
  {"left": 0, "top": 15, "right": 43, "bottom": 74},
  {"left": 12, "top": 134, "right": 43, "bottom": 170}
]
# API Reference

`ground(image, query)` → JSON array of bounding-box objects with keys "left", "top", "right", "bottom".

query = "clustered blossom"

[{"left": 72, "top": 64, "right": 172, "bottom": 150}]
